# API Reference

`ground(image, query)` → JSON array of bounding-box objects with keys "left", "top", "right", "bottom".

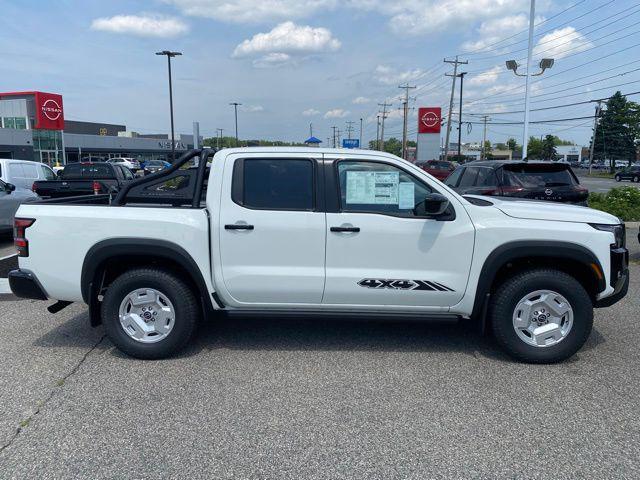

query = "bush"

[{"left": 588, "top": 187, "right": 640, "bottom": 221}]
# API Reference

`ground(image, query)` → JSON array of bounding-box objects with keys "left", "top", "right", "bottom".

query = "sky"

[{"left": 2, "top": 0, "right": 640, "bottom": 147}]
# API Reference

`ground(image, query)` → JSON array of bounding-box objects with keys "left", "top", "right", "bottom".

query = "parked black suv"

[
  {"left": 614, "top": 166, "right": 640, "bottom": 183},
  {"left": 445, "top": 160, "right": 589, "bottom": 205}
]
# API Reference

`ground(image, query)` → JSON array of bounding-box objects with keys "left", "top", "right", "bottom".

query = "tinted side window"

[
  {"left": 476, "top": 168, "right": 498, "bottom": 186},
  {"left": 458, "top": 167, "right": 479, "bottom": 187},
  {"left": 445, "top": 167, "right": 463, "bottom": 187},
  {"left": 238, "top": 159, "right": 314, "bottom": 210},
  {"left": 337, "top": 161, "right": 433, "bottom": 218}
]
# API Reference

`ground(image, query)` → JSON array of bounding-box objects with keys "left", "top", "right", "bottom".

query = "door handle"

[
  {"left": 330, "top": 226, "right": 360, "bottom": 232},
  {"left": 225, "top": 224, "right": 254, "bottom": 230}
]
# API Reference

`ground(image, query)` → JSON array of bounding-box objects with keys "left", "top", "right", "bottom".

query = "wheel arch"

[
  {"left": 81, "top": 238, "right": 217, "bottom": 326},
  {"left": 472, "top": 240, "right": 605, "bottom": 322}
]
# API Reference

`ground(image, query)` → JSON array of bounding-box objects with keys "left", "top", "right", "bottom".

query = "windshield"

[
  {"left": 60, "top": 163, "right": 115, "bottom": 179},
  {"left": 502, "top": 164, "right": 577, "bottom": 188}
]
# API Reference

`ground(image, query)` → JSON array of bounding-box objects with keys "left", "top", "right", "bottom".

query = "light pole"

[
  {"left": 229, "top": 102, "right": 241, "bottom": 147},
  {"left": 155, "top": 50, "right": 182, "bottom": 162},
  {"left": 505, "top": 0, "right": 554, "bottom": 159},
  {"left": 359, "top": 118, "right": 363, "bottom": 148}
]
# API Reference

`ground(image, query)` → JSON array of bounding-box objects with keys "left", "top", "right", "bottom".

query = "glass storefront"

[{"left": 32, "top": 130, "right": 63, "bottom": 166}]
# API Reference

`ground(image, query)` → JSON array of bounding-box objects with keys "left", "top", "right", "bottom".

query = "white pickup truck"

[{"left": 9, "top": 148, "right": 629, "bottom": 363}]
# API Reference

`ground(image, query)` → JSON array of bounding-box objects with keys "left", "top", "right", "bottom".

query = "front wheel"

[
  {"left": 615, "top": 175, "right": 621, "bottom": 182},
  {"left": 101, "top": 268, "right": 200, "bottom": 359},
  {"left": 633, "top": 175, "right": 639, "bottom": 183},
  {"left": 489, "top": 269, "right": 593, "bottom": 363}
]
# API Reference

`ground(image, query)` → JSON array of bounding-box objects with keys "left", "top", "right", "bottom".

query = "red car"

[{"left": 417, "top": 160, "right": 456, "bottom": 181}]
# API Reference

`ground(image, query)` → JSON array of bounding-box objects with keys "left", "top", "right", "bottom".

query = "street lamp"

[
  {"left": 505, "top": 58, "right": 554, "bottom": 77},
  {"left": 229, "top": 102, "right": 242, "bottom": 147},
  {"left": 155, "top": 50, "right": 182, "bottom": 162}
]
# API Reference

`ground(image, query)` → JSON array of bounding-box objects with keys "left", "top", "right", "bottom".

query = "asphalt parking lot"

[
  {"left": 0, "top": 234, "right": 639, "bottom": 479},
  {"left": 576, "top": 171, "right": 640, "bottom": 193}
]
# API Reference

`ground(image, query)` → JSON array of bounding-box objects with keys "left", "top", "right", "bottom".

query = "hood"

[{"left": 465, "top": 195, "right": 620, "bottom": 225}]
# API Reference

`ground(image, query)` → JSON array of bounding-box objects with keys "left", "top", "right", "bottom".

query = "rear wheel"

[
  {"left": 615, "top": 175, "right": 621, "bottom": 182},
  {"left": 101, "top": 268, "right": 199, "bottom": 359},
  {"left": 633, "top": 175, "right": 639, "bottom": 183},
  {"left": 489, "top": 269, "right": 593, "bottom": 363}
]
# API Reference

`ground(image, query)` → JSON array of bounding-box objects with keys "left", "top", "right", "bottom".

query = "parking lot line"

[
  {"left": 0, "top": 253, "right": 17, "bottom": 262},
  {"left": 0, "top": 278, "right": 10, "bottom": 294}
]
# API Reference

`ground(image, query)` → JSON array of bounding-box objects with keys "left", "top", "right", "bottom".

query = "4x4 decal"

[{"left": 358, "top": 279, "right": 454, "bottom": 292}]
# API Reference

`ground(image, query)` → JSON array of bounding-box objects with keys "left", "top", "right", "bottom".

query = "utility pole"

[
  {"left": 399, "top": 84, "right": 416, "bottom": 159},
  {"left": 309, "top": 122, "right": 313, "bottom": 138},
  {"left": 444, "top": 56, "right": 468, "bottom": 160},
  {"left": 376, "top": 115, "right": 381, "bottom": 150},
  {"left": 588, "top": 101, "right": 602, "bottom": 175},
  {"left": 359, "top": 118, "right": 363, "bottom": 148},
  {"left": 229, "top": 102, "right": 241, "bottom": 147},
  {"left": 336, "top": 128, "right": 342, "bottom": 147},
  {"left": 378, "top": 102, "right": 391, "bottom": 151},
  {"left": 216, "top": 128, "right": 224, "bottom": 150},
  {"left": 345, "top": 121, "right": 355, "bottom": 140},
  {"left": 331, "top": 126, "right": 338, "bottom": 148},
  {"left": 480, "top": 115, "right": 490, "bottom": 160},
  {"left": 457, "top": 72, "right": 467, "bottom": 160}
]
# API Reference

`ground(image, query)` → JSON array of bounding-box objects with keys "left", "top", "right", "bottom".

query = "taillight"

[
  {"left": 501, "top": 186, "right": 525, "bottom": 195},
  {"left": 31, "top": 182, "right": 37, "bottom": 192},
  {"left": 92, "top": 181, "right": 101, "bottom": 195},
  {"left": 14, "top": 218, "right": 35, "bottom": 257}
]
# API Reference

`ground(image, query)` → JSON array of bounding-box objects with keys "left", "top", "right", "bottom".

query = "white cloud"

[
  {"left": 165, "top": 0, "right": 338, "bottom": 24},
  {"left": 232, "top": 22, "right": 341, "bottom": 67},
  {"left": 242, "top": 105, "right": 264, "bottom": 112},
  {"left": 352, "top": 96, "right": 371, "bottom": 104},
  {"left": 91, "top": 14, "right": 189, "bottom": 38},
  {"left": 534, "top": 26, "right": 593, "bottom": 59},
  {"left": 461, "top": 14, "right": 531, "bottom": 52},
  {"left": 165, "top": 0, "right": 543, "bottom": 36},
  {"left": 302, "top": 108, "right": 321, "bottom": 116},
  {"left": 324, "top": 108, "right": 350, "bottom": 119},
  {"left": 467, "top": 66, "right": 503, "bottom": 86},
  {"left": 375, "top": 65, "right": 424, "bottom": 85}
]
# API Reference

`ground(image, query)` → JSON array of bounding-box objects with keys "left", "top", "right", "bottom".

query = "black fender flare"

[
  {"left": 471, "top": 240, "right": 605, "bottom": 321},
  {"left": 81, "top": 238, "right": 219, "bottom": 324}
]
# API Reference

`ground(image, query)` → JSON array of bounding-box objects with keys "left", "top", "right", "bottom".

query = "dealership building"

[{"left": 0, "top": 91, "right": 199, "bottom": 165}]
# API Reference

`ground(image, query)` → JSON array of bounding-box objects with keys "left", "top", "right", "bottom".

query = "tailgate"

[{"left": 35, "top": 180, "right": 98, "bottom": 198}]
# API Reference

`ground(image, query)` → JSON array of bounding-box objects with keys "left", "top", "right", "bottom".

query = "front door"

[
  {"left": 323, "top": 158, "right": 475, "bottom": 309},
  {"left": 218, "top": 153, "right": 326, "bottom": 306}
]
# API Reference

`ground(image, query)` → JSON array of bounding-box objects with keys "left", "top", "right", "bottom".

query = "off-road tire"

[
  {"left": 489, "top": 269, "right": 593, "bottom": 364},
  {"left": 101, "top": 267, "right": 199, "bottom": 359}
]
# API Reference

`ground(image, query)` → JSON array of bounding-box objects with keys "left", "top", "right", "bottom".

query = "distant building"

[
  {"left": 304, "top": 136, "right": 322, "bottom": 148},
  {"left": 556, "top": 145, "right": 583, "bottom": 162}
]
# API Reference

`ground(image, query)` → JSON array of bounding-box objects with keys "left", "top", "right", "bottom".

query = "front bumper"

[
  {"left": 595, "top": 247, "right": 629, "bottom": 308},
  {"left": 8, "top": 269, "right": 48, "bottom": 300}
]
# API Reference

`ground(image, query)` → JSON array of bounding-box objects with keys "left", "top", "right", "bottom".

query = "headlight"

[{"left": 590, "top": 223, "right": 625, "bottom": 248}]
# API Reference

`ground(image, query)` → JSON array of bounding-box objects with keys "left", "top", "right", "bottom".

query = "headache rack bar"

[{"left": 113, "top": 148, "right": 215, "bottom": 207}]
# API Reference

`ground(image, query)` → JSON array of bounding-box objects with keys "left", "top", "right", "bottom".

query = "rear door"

[
  {"left": 322, "top": 156, "right": 475, "bottom": 309},
  {"left": 218, "top": 153, "right": 326, "bottom": 306}
]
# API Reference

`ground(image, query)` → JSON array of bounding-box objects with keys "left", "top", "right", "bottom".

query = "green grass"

[{"left": 588, "top": 187, "right": 640, "bottom": 221}]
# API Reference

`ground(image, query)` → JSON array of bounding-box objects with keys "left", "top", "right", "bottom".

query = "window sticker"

[
  {"left": 398, "top": 182, "right": 415, "bottom": 209},
  {"left": 346, "top": 171, "right": 399, "bottom": 204}
]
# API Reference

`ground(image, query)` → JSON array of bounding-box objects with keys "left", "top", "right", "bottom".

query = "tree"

[
  {"left": 507, "top": 138, "right": 518, "bottom": 151},
  {"left": 482, "top": 140, "right": 493, "bottom": 160},
  {"left": 495, "top": 142, "right": 507, "bottom": 151},
  {"left": 592, "top": 91, "right": 640, "bottom": 170},
  {"left": 541, "top": 134, "right": 558, "bottom": 160},
  {"left": 526, "top": 136, "right": 543, "bottom": 159}
]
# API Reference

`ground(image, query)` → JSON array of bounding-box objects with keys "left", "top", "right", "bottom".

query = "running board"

[
  {"left": 223, "top": 310, "right": 461, "bottom": 322},
  {"left": 47, "top": 300, "right": 73, "bottom": 314}
]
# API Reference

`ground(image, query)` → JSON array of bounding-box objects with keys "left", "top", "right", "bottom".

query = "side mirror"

[
  {"left": 4, "top": 183, "right": 16, "bottom": 194},
  {"left": 422, "top": 193, "right": 450, "bottom": 216}
]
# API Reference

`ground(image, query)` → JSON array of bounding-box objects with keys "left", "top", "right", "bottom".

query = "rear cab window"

[
  {"left": 502, "top": 164, "right": 578, "bottom": 188},
  {"left": 60, "top": 164, "right": 116, "bottom": 179}
]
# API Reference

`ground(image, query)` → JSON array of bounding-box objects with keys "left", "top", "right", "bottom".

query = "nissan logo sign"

[
  {"left": 421, "top": 111, "right": 439, "bottom": 128},
  {"left": 42, "top": 99, "right": 63, "bottom": 121},
  {"left": 545, "top": 188, "right": 553, "bottom": 196}
]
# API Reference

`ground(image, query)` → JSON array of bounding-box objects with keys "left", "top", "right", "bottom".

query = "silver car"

[{"left": 0, "top": 179, "right": 38, "bottom": 235}]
